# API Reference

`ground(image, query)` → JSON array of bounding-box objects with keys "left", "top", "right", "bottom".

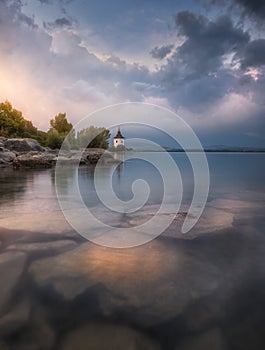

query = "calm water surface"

[{"left": 0, "top": 153, "right": 264, "bottom": 350}]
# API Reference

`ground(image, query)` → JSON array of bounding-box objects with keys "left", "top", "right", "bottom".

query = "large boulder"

[
  {"left": 13, "top": 152, "right": 56, "bottom": 168},
  {"left": 0, "top": 137, "right": 6, "bottom": 148},
  {"left": 4, "top": 138, "right": 44, "bottom": 152},
  {"left": 0, "top": 147, "right": 16, "bottom": 164}
]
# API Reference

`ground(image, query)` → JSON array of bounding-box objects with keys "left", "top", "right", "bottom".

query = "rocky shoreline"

[{"left": 0, "top": 137, "right": 116, "bottom": 169}]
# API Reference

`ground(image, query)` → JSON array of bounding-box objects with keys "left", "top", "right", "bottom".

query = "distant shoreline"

[{"left": 132, "top": 149, "right": 265, "bottom": 153}]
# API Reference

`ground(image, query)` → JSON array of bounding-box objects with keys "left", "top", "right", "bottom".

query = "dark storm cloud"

[
  {"left": 1, "top": 0, "right": 265, "bottom": 146},
  {"left": 44, "top": 17, "right": 74, "bottom": 29},
  {"left": 36, "top": 0, "right": 52, "bottom": 4},
  {"left": 174, "top": 11, "right": 249, "bottom": 77},
  {"left": 150, "top": 44, "right": 174, "bottom": 60},
  {"left": 154, "top": 11, "right": 253, "bottom": 110},
  {"left": 210, "top": 0, "right": 265, "bottom": 23},
  {"left": 37, "top": 0, "right": 74, "bottom": 4},
  {"left": 240, "top": 39, "right": 265, "bottom": 69},
  {"left": 233, "top": 0, "right": 265, "bottom": 22},
  {"left": 18, "top": 13, "right": 37, "bottom": 28}
]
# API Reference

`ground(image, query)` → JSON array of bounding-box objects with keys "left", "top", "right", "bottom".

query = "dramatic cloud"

[
  {"left": 155, "top": 11, "right": 250, "bottom": 110},
  {"left": 150, "top": 44, "right": 174, "bottom": 60},
  {"left": 37, "top": 0, "right": 52, "bottom": 4},
  {"left": 210, "top": 0, "right": 265, "bottom": 24},
  {"left": 44, "top": 17, "right": 74, "bottom": 30},
  {"left": 240, "top": 39, "right": 265, "bottom": 69},
  {"left": 233, "top": 0, "right": 265, "bottom": 22},
  {"left": 0, "top": 0, "right": 264, "bottom": 146},
  {"left": 174, "top": 11, "right": 249, "bottom": 77}
]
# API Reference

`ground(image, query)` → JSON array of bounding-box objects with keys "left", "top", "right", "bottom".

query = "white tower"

[{"left": 113, "top": 127, "right": 125, "bottom": 148}]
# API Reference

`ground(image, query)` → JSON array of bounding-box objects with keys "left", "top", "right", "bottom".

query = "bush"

[{"left": 46, "top": 129, "right": 64, "bottom": 149}]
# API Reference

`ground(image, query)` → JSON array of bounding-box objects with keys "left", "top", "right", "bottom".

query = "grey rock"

[
  {"left": 0, "top": 137, "right": 6, "bottom": 148},
  {"left": 56, "top": 149, "right": 115, "bottom": 165},
  {"left": 0, "top": 139, "right": 111, "bottom": 167},
  {"left": 60, "top": 323, "right": 160, "bottom": 350},
  {"left": 0, "top": 149, "right": 16, "bottom": 164},
  {"left": 13, "top": 152, "right": 56, "bottom": 168},
  {"left": 4, "top": 138, "right": 44, "bottom": 152},
  {"left": 0, "top": 252, "right": 26, "bottom": 315},
  {"left": 85, "top": 149, "right": 105, "bottom": 164}
]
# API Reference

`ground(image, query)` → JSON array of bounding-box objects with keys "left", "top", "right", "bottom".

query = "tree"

[
  {"left": 77, "top": 126, "right": 110, "bottom": 149},
  {"left": 48, "top": 113, "right": 77, "bottom": 149},
  {"left": 46, "top": 129, "right": 64, "bottom": 149},
  {"left": 50, "top": 113, "right": 73, "bottom": 134},
  {"left": 0, "top": 100, "right": 46, "bottom": 144}
]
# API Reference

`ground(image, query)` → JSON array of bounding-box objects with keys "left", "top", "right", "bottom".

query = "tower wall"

[{"left": 113, "top": 138, "right": 125, "bottom": 147}]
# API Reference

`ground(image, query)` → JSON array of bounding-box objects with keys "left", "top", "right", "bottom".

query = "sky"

[{"left": 0, "top": 0, "right": 265, "bottom": 146}]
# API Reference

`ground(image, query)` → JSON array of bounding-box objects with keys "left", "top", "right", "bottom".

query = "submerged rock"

[
  {"left": 182, "top": 296, "right": 224, "bottom": 332},
  {"left": 175, "top": 328, "right": 227, "bottom": 350},
  {"left": 6, "top": 240, "right": 78, "bottom": 256},
  {"left": 8, "top": 319, "right": 55, "bottom": 350},
  {"left": 29, "top": 240, "right": 224, "bottom": 327},
  {"left": 0, "top": 299, "right": 31, "bottom": 336},
  {"left": 0, "top": 252, "right": 26, "bottom": 316},
  {"left": 0, "top": 341, "right": 9, "bottom": 350},
  {"left": 60, "top": 323, "right": 160, "bottom": 350}
]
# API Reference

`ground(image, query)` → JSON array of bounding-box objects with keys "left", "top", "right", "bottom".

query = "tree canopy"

[
  {"left": 0, "top": 101, "right": 45, "bottom": 143},
  {"left": 50, "top": 113, "right": 73, "bottom": 134},
  {"left": 47, "top": 113, "right": 75, "bottom": 149},
  {"left": 77, "top": 126, "right": 110, "bottom": 149}
]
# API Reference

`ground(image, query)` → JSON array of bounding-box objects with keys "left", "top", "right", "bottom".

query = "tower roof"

[{"left": 114, "top": 127, "right": 124, "bottom": 139}]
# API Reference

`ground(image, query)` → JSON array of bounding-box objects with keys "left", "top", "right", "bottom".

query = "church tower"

[{"left": 113, "top": 127, "right": 125, "bottom": 148}]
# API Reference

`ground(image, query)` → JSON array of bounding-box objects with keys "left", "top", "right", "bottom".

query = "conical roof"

[{"left": 114, "top": 128, "right": 124, "bottom": 139}]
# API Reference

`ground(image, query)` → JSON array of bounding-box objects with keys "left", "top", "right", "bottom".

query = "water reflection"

[
  {"left": 0, "top": 154, "right": 265, "bottom": 349},
  {"left": 0, "top": 169, "right": 59, "bottom": 219},
  {"left": 0, "top": 169, "right": 30, "bottom": 206}
]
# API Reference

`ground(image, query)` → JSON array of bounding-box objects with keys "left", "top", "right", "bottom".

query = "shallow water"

[{"left": 0, "top": 153, "right": 265, "bottom": 349}]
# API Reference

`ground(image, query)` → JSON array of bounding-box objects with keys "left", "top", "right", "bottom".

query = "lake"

[{"left": 0, "top": 152, "right": 265, "bottom": 349}]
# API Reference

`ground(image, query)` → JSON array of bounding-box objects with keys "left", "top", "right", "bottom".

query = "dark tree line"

[{"left": 0, "top": 101, "right": 110, "bottom": 149}]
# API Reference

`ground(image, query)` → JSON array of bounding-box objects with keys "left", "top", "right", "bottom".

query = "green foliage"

[
  {"left": 48, "top": 113, "right": 77, "bottom": 149},
  {"left": 0, "top": 100, "right": 110, "bottom": 151},
  {"left": 77, "top": 126, "right": 110, "bottom": 149},
  {"left": 50, "top": 113, "right": 73, "bottom": 134},
  {"left": 46, "top": 128, "right": 64, "bottom": 149},
  {"left": 0, "top": 101, "right": 45, "bottom": 143}
]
